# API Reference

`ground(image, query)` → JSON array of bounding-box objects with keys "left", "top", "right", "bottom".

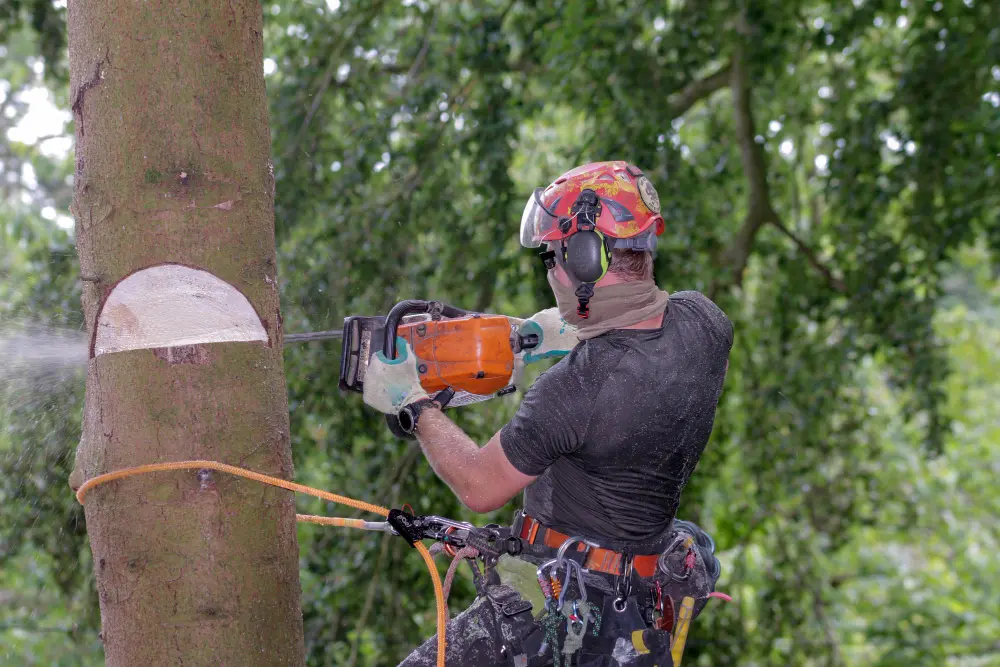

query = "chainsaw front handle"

[
  {"left": 383, "top": 300, "right": 470, "bottom": 359},
  {"left": 382, "top": 300, "right": 469, "bottom": 438}
]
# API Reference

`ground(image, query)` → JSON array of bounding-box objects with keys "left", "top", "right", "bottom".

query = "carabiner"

[
  {"left": 537, "top": 558, "right": 560, "bottom": 610},
  {"left": 555, "top": 535, "right": 591, "bottom": 568},
  {"left": 556, "top": 558, "right": 588, "bottom": 610},
  {"left": 612, "top": 552, "right": 635, "bottom": 613},
  {"left": 569, "top": 599, "right": 584, "bottom": 632}
]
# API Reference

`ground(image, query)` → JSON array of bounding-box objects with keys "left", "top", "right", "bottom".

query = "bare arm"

[{"left": 414, "top": 407, "right": 536, "bottom": 513}]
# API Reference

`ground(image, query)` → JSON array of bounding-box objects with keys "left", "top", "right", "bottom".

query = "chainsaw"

[{"left": 285, "top": 300, "right": 539, "bottom": 437}]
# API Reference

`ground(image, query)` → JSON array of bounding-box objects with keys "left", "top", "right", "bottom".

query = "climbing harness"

[{"left": 513, "top": 512, "right": 732, "bottom": 666}]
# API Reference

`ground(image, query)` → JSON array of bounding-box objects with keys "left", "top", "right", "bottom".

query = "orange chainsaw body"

[{"left": 399, "top": 315, "right": 515, "bottom": 395}]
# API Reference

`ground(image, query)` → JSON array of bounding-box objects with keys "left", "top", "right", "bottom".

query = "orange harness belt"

[{"left": 519, "top": 513, "right": 660, "bottom": 577}]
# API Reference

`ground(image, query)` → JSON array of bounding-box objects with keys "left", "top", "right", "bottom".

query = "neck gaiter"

[{"left": 547, "top": 272, "right": 669, "bottom": 340}]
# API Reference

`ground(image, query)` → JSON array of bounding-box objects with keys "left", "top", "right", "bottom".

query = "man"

[{"left": 363, "top": 161, "right": 733, "bottom": 666}]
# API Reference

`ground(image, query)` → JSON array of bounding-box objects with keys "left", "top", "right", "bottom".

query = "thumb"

[{"left": 374, "top": 336, "right": 410, "bottom": 363}]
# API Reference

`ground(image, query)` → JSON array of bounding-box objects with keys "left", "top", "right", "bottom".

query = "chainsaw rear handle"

[{"left": 383, "top": 300, "right": 469, "bottom": 439}]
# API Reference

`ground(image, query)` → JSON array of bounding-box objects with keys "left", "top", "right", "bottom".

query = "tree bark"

[{"left": 67, "top": 1, "right": 305, "bottom": 665}]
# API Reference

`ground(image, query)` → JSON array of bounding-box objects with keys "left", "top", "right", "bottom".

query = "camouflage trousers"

[
  {"left": 398, "top": 519, "right": 721, "bottom": 666},
  {"left": 396, "top": 583, "right": 672, "bottom": 667}
]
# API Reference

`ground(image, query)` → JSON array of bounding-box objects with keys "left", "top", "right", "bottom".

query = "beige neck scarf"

[{"left": 547, "top": 272, "right": 670, "bottom": 340}]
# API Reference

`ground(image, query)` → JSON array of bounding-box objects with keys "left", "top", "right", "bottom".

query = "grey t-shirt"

[{"left": 500, "top": 291, "right": 733, "bottom": 548}]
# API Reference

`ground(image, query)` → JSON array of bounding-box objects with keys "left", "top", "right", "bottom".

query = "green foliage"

[
  {"left": 2, "top": 1, "right": 1000, "bottom": 665},
  {"left": 0, "top": 20, "right": 95, "bottom": 667},
  {"left": 0, "top": 0, "right": 65, "bottom": 82}
]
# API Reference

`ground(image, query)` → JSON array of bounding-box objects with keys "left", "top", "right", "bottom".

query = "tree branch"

[
  {"left": 709, "top": 40, "right": 844, "bottom": 300},
  {"left": 666, "top": 62, "right": 733, "bottom": 118},
  {"left": 568, "top": 63, "right": 732, "bottom": 188},
  {"left": 770, "top": 216, "right": 846, "bottom": 292},
  {"left": 710, "top": 41, "right": 776, "bottom": 300}
]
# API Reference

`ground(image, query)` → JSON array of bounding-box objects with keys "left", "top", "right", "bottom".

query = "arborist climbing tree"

[
  {"left": 5, "top": 0, "right": 998, "bottom": 664},
  {"left": 362, "top": 161, "right": 734, "bottom": 666}
]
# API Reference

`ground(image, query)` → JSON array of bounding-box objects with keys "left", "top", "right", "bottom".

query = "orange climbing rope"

[{"left": 76, "top": 460, "right": 448, "bottom": 667}]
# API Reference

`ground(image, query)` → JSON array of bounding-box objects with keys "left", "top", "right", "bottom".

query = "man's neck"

[{"left": 621, "top": 309, "right": 666, "bottom": 330}]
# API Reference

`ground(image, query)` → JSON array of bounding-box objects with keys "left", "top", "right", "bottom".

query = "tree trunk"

[{"left": 67, "top": 1, "right": 305, "bottom": 665}]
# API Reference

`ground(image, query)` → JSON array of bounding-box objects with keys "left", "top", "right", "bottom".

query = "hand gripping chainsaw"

[{"left": 285, "top": 300, "right": 539, "bottom": 437}]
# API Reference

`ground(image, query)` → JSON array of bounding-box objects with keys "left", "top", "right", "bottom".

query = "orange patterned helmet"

[
  {"left": 519, "top": 161, "right": 664, "bottom": 249},
  {"left": 519, "top": 161, "right": 665, "bottom": 318}
]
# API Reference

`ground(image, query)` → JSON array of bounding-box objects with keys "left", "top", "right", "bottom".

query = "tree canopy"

[{"left": 2, "top": 1, "right": 998, "bottom": 665}]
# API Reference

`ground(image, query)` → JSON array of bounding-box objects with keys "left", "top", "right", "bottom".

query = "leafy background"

[{"left": 1, "top": 0, "right": 998, "bottom": 665}]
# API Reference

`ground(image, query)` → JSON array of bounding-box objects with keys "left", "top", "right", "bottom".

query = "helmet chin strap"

[
  {"left": 575, "top": 283, "right": 595, "bottom": 319},
  {"left": 565, "top": 189, "right": 604, "bottom": 319},
  {"left": 553, "top": 239, "right": 596, "bottom": 318}
]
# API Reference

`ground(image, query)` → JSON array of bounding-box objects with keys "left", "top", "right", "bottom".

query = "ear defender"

[
  {"left": 564, "top": 231, "right": 612, "bottom": 319},
  {"left": 554, "top": 188, "right": 616, "bottom": 318},
  {"left": 564, "top": 230, "right": 612, "bottom": 284}
]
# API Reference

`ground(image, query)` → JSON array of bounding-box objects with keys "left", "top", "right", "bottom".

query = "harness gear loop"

[{"left": 74, "top": 460, "right": 448, "bottom": 667}]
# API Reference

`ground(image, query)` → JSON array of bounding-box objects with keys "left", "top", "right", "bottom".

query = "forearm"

[{"left": 413, "top": 407, "right": 485, "bottom": 509}]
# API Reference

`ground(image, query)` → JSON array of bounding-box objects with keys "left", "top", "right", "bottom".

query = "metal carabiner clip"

[
  {"left": 557, "top": 558, "right": 588, "bottom": 611},
  {"left": 536, "top": 558, "right": 561, "bottom": 611},
  {"left": 569, "top": 599, "right": 585, "bottom": 632},
  {"left": 555, "top": 535, "right": 592, "bottom": 568},
  {"left": 423, "top": 515, "right": 476, "bottom": 532},
  {"left": 613, "top": 553, "right": 635, "bottom": 613}
]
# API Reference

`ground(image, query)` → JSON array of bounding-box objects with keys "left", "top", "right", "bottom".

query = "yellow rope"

[
  {"left": 76, "top": 460, "right": 448, "bottom": 667},
  {"left": 75, "top": 460, "right": 389, "bottom": 513},
  {"left": 297, "top": 514, "right": 378, "bottom": 529}
]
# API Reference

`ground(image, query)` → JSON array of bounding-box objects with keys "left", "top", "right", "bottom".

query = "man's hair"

[{"left": 608, "top": 249, "right": 654, "bottom": 281}]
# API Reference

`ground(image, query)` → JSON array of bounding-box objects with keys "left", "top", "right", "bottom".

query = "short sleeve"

[
  {"left": 673, "top": 290, "right": 734, "bottom": 349},
  {"left": 499, "top": 360, "right": 589, "bottom": 476}
]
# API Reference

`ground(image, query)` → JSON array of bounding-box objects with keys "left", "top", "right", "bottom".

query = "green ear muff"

[{"left": 564, "top": 230, "right": 612, "bottom": 284}]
